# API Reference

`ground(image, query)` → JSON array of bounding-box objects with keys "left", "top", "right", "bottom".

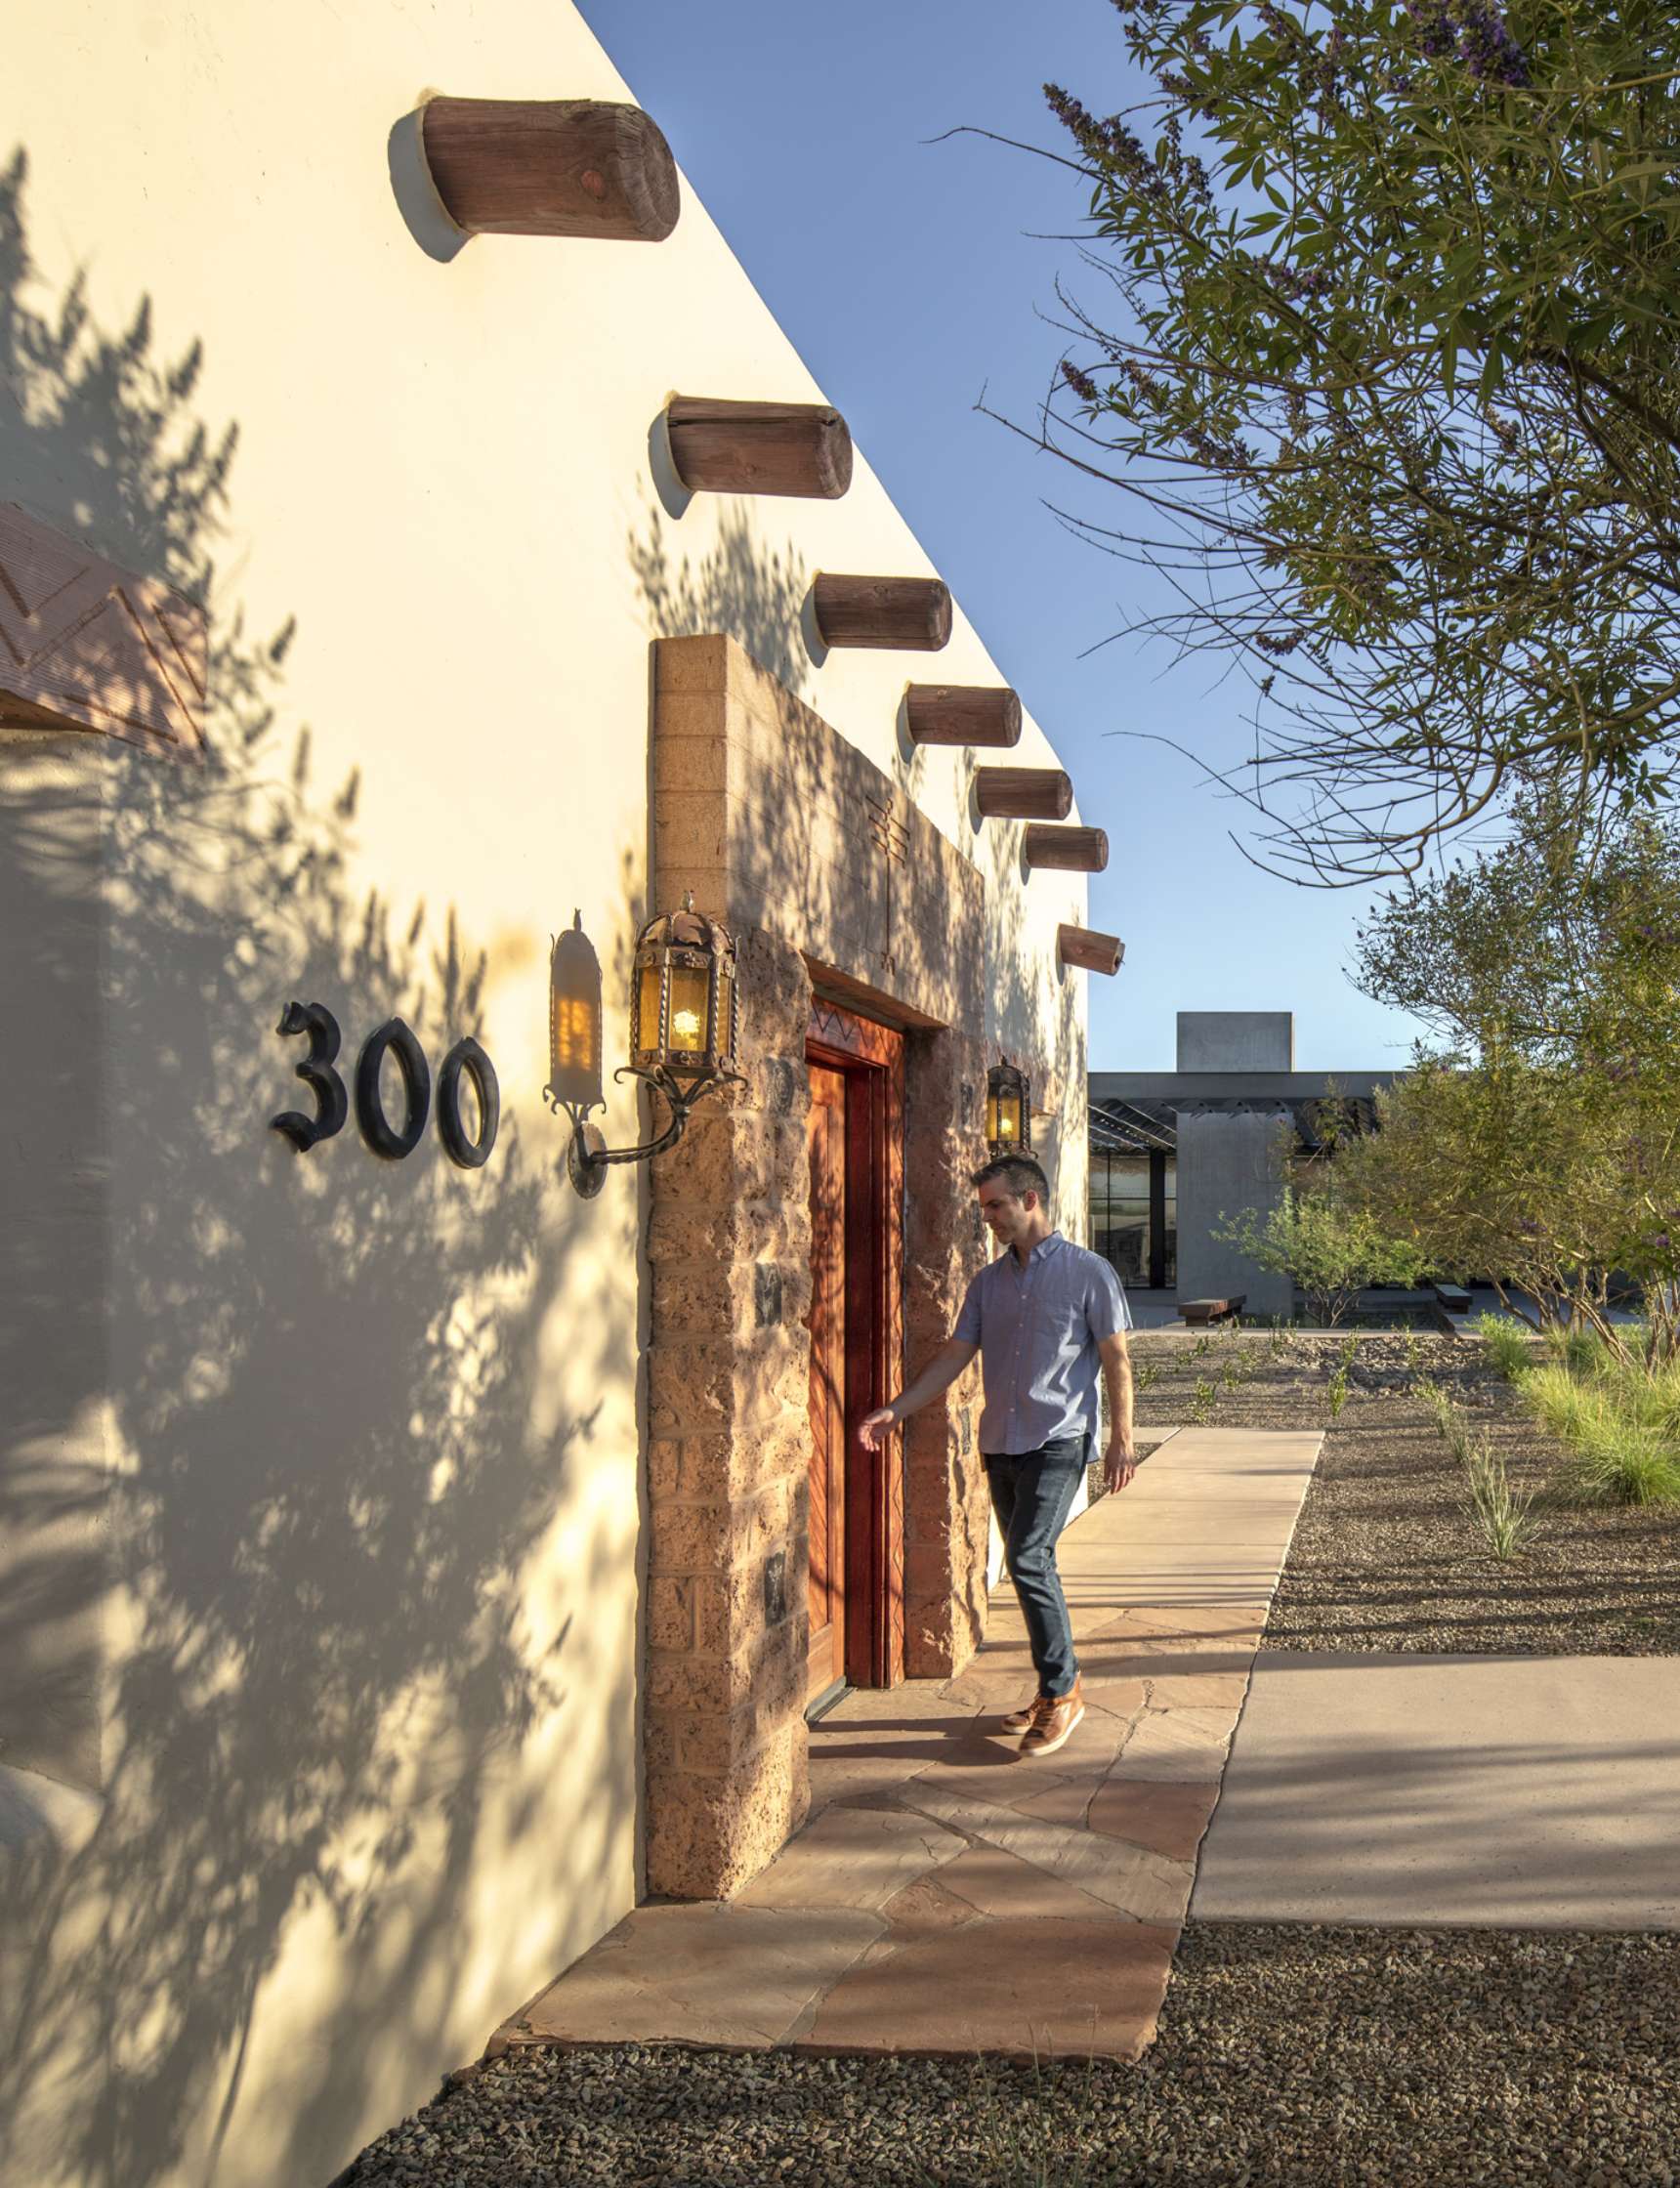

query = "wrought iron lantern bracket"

[
  {"left": 549, "top": 891, "right": 742, "bottom": 1197},
  {"left": 559, "top": 1060, "right": 744, "bottom": 1199}
]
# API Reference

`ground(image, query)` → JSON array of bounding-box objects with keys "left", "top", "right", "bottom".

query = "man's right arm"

[{"left": 857, "top": 1338, "right": 978, "bottom": 1451}]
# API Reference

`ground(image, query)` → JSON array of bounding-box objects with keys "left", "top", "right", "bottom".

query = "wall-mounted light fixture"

[
  {"left": 547, "top": 894, "right": 742, "bottom": 1197},
  {"left": 985, "top": 1056, "right": 1032, "bottom": 1157}
]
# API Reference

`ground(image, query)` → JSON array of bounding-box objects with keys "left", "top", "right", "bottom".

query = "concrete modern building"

[
  {"left": 1092, "top": 1014, "right": 1399, "bottom": 1318},
  {"left": 0, "top": 11, "right": 1117, "bottom": 2182}
]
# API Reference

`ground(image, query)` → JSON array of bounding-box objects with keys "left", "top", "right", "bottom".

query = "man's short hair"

[{"left": 970, "top": 1153, "right": 1051, "bottom": 1204}]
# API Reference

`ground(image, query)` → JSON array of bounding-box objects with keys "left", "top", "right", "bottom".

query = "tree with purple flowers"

[{"left": 1029, "top": 0, "right": 1680, "bottom": 883}]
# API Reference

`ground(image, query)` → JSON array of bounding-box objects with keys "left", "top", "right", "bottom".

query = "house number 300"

[{"left": 270, "top": 1001, "right": 500, "bottom": 1169}]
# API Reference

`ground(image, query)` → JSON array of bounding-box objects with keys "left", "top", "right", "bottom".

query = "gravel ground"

[
  {"left": 331, "top": 1333, "right": 1680, "bottom": 2186},
  {"left": 333, "top": 1925, "right": 1680, "bottom": 2186},
  {"left": 1130, "top": 1330, "right": 1680, "bottom": 1656}
]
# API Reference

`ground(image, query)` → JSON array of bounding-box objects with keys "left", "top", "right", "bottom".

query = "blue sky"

[{"left": 577, "top": 0, "right": 1433, "bottom": 1072}]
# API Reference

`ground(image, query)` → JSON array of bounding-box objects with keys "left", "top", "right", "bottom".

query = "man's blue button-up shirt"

[{"left": 952, "top": 1231, "right": 1131, "bottom": 1457}]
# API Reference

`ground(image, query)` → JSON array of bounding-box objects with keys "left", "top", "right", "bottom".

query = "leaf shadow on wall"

[
  {"left": 0, "top": 147, "right": 636, "bottom": 2188},
  {"left": 628, "top": 493, "right": 813, "bottom": 699}
]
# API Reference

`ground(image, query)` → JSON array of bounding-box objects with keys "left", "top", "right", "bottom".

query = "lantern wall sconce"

[
  {"left": 546, "top": 895, "right": 743, "bottom": 1198},
  {"left": 985, "top": 1056, "right": 1032, "bottom": 1157}
]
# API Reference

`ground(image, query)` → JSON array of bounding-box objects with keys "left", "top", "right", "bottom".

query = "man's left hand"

[{"left": 1103, "top": 1438, "right": 1138, "bottom": 1494}]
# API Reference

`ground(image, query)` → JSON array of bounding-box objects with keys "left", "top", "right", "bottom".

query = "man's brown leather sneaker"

[{"left": 1019, "top": 1675, "right": 1084, "bottom": 1758}]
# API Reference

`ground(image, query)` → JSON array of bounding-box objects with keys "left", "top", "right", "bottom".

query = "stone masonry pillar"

[
  {"left": 901, "top": 1027, "right": 989, "bottom": 1679},
  {"left": 643, "top": 932, "right": 815, "bottom": 1901}
]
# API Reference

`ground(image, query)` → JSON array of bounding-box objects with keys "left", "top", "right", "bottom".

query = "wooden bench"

[{"left": 1180, "top": 1295, "right": 1246, "bottom": 1326}]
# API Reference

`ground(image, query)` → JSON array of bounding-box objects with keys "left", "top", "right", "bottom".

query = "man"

[{"left": 858, "top": 1153, "right": 1136, "bottom": 1758}]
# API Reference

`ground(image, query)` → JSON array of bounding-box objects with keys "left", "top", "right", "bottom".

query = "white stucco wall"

[{"left": 0, "top": 6, "right": 1090, "bottom": 2183}]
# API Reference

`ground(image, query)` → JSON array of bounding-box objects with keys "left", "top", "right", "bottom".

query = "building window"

[{"left": 1090, "top": 1149, "right": 1175, "bottom": 1291}]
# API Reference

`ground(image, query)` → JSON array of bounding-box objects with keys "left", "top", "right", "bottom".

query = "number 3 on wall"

[
  {"left": 271, "top": 1001, "right": 499, "bottom": 1169},
  {"left": 272, "top": 1001, "right": 348, "bottom": 1151}
]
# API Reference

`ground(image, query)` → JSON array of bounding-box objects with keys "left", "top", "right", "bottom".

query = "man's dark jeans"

[{"left": 984, "top": 1435, "right": 1086, "bottom": 1701}]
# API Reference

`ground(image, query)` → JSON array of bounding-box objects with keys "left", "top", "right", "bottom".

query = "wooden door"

[
  {"left": 805, "top": 1001, "right": 905, "bottom": 1705},
  {"left": 806, "top": 1063, "right": 848, "bottom": 1701}
]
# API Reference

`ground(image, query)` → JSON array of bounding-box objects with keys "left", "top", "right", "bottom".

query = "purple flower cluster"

[
  {"left": 1453, "top": 1, "right": 1532, "bottom": 87},
  {"left": 1060, "top": 358, "right": 1101, "bottom": 403},
  {"left": 1405, "top": 0, "right": 1531, "bottom": 88},
  {"left": 1407, "top": 0, "right": 1456, "bottom": 60},
  {"left": 1044, "top": 81, "right": 1180, "bottom": 207},
  {"left": 1265, "top": 260, "right": 1331, "bottom": 303}
]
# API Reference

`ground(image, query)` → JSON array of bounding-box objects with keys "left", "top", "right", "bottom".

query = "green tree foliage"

[
  {"left": 1035, "top": 1, "right": 1680, "bottom": 881},
  {"left": 1217, "top": 1178, "right": 1431, "bottom": 1324},
  {"left": 1341, "top": 799, "right": 1680, "bottom": 1357}
]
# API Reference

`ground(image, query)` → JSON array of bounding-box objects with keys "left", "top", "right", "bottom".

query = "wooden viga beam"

[
  {"left": 904, "top": 684, "right": 1022, "bottom": 749},
  {"left": 1058, "top": 923, "right": 1124, "bottom": 975},
  {"left": 665, "top": 397, "right": 853, "bottom": 499},
  {"left": 975, "top": 766, "right": 1072, "bottom": 821},
  {"left": 1024, "top": 823, "right": 1108, "bottom": 873},
  {"left": 421, "top": 98, "right": 681, "bottom": 241},
  {"left": 812, "top": 574, "right": 952, "bottom": 651}
]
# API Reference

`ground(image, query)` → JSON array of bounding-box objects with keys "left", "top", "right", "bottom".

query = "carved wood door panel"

[{"left": 805, "top": 998, "right": 904, "bottom": 1702}]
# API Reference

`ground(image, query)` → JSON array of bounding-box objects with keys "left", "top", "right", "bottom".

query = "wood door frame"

[
  {"left": 805, "top": 996, "right": 904, "bottom": 1689},
  {"left": 803, "top": 1060, "right": 848, "bottom": 1704}
]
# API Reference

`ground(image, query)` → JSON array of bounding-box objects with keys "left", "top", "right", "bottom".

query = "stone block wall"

[
  {"left": 645, "top": 634, "right": 994, "bottom": 1899},
  {"left": 901, "top": 1026, "right": 989, "bottom": 1678},
  {"left": 643, "top": 932, "right": 815, "bottom": 1900}
]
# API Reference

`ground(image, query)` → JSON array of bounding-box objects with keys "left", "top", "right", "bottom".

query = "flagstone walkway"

[{"left": 499, "top": 1425, "right": 1323, "bottom": 2067}]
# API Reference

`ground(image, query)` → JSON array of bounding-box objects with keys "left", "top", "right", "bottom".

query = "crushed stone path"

[{"left": 496, "top": 1425, "right": 1323, "bottom": 2066}]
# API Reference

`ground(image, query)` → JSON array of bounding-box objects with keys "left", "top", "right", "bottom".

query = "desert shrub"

[
  {"left": 1460, "top": 1433, "right": 1546, "bottom": 1561},
  {"left": 1477, "top": 1314, "right": 1535, "bottom": 1381},
  {"left": 1542, "top": 1324, "right": 1614, "bottom": 1380},
  {"left": 1217, "top": 1185, "right": 1430, "bottom": 1328},
  {"left": 1519, "top": 1366, "right": 1680, "bottom": 1505}
]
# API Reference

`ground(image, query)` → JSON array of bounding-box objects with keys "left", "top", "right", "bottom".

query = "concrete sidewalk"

[
  {"left": 1192, "top": 1652, "right": 1680, "bottom": 1930},
  {"left": 498, "top": 1425, "right": 1322, "bottom": 2066}
]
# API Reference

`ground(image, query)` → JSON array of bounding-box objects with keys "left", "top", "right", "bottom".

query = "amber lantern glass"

[
  {"left": 628, "top": 893, "right": 739, "bottom": 1080},
  {"left": 635, "top": 956, "right": 665, "bottom": 1057},
  {"left": 667, "top": 958, "right": 710, "bottom": 1056},
  {"left": 986, "top": 1058, "right": 1031, "bottom": 1154}
]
